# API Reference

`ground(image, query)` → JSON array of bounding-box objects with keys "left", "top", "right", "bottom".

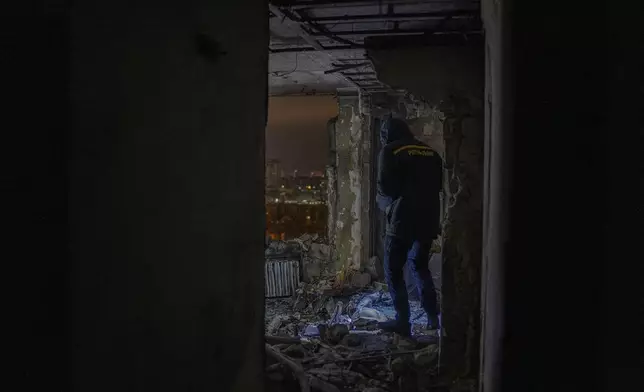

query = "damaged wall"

[
  {"left": 67, "top": 1, "right": 267, "bottom": 391},
  {"left": 359, "top": 94, "right": 373, "bottom": 272},
  {"left": 368, "top": 43, "right": 484, "bottom": 385},
  {"left": 333, "top": 93, "right": 368, "bottom": 278},
  {"left": 326, "top": 117, "right": 338, "bottom": 265}
]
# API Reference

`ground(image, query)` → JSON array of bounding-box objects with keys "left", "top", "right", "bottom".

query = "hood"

[{"left": 380, "top": 118, "right": 413, "bottom": 145}]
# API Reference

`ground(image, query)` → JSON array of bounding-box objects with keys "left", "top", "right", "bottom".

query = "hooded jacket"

[{"left": 376, "top": 118, "right": 443, "bottom": 240}]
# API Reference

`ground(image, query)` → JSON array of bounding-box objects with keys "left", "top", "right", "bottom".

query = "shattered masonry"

[
  {"left": 265, "top": 272, "right": 440, "bottom": 392},
  {"left": 334, "top": 94, "right": 364, "bottom": 278}
]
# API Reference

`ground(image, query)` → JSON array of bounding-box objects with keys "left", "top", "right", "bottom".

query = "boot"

[
  {"left": 378, "top": 320, "right": 411, "bottom": 337},
  {"left": 426, "top": 314, "right": 440, "bottom": 330}
]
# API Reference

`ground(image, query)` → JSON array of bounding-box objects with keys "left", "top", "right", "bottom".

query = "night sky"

[{"left": 266, "top": 96, "right": 338, "bottom": 174}]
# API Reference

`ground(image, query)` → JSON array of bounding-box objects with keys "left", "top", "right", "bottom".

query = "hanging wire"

[{"left": 271, "top": 52, "right": 299, "bottom": 77}]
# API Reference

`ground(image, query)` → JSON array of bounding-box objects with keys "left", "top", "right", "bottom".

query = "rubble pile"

[
  {"left": 293, "top": 234, "right": 332, "bottom": 282},
  {"left": 265, "top": 239, "right": 302, "bottom": 259},
  {"left": 267, "top": 287, "right": 432, "bottom": 337},
  {"left": 265, "top": 234, "right": 444, "bottom": 391},
  {"left": 266, "top": 285, "right": 442, "bottom": 392},
  {"left": 264, "top": 329, "right": 440, "bottom": 392},
  {"left": 265, "top": 278, "right": 346, "bottom": 337}
]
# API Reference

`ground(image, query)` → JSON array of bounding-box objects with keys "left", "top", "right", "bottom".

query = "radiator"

[{"left": 265, "top": 259, "right": 300, "bottom": 298}]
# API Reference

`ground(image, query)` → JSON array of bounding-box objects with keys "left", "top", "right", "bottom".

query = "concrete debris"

[
  {"left": 265, "top": 286, "right": 441, "bottom": 392},
  {"left": 265, "top": 331, "right": 439, "bottom": 392},
  {"left": 373, "top": 282, "right": 388, "bottom": 292},
  {"left": 351, "top": 307, "right": 388, "bottom": 323},
  {"left": 413, "top": 345, "right": 439, "bottom": 368},
  {"left": 302, "top": 324, "right": 320, "bottom": 337},
  {"left": 265, "top": 233, "right": 328, "bottom": 259},
  {"left": 323, "top": 297, "right": 336, "bottom": 316},
  {"left": 340, "top": 333, "right": 363, "bottom": 347},
  {"left": 265, "top": 240, "right": 301, "bottom": 259},
  {"left": 267, "top": 286, "right": 433, "bottom": 338},
  {"left": 350, "top": 272, "right": 372, "bottom": 288},
  {"left": 268, "top": 314, "right": 289, "bottom": 335},
  {"left": 390, "top": 356, "right": 408, "bottom": 375},
  {"left": 308, "top": 243, "right": 329, "bottom": 260},
  {"left": 365, "top": 256, "right": 380, "bottom": 280},
  {"left": 283, "top": 344, "right": 307, "bottom": 359},
  {"left": 302, "top": 262, "right": 322, "bottom": 283},
  {"left": 294, "top": 295, "right": 308, "bottom": 311},
  {"left": 328, "top": 301, "right": 345, "bottom": 325},
  {"left": 325, "top": 324, "right": 349, "bottom": 345}
]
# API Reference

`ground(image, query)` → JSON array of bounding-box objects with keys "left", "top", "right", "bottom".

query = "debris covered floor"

[{"left": 265, "top": 278, "right": 442, "bottom": 392}]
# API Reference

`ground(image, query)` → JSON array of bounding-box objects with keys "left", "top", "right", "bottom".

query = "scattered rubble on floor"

[
  {"left": 265, "top": 279, "right": 441, "bottom": 392},
  {"left": 265, "top": 233, "right": 444, "bottom": 391},
  {"left": 264, "top": 329, "right": 440, "bottom": 392}
]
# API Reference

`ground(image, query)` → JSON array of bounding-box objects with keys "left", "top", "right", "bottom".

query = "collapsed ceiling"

[{"left": 269, "top": 0, "right": 481, "bottom": 96}]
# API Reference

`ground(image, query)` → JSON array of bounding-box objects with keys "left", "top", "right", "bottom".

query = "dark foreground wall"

[
  {"left": 6, "top": 1, "right": 268, "bottom": 391},
  {"left": 481, "top": 1, "right": 641, "bottom": 391},
  {"left": 68, "top": 1, "right": 267, "bottom": 390}
]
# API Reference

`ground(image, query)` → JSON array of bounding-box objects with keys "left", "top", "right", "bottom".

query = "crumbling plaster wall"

[
  {"left": 359, "top": 94, "right": 373, "bottom": 272},
  {"left": 333, "top": 94, "right": 370, "bottom": 278},
  {"left": 369, "top": 44, "right": 484, "bottom": 385},
  {"left": 326, "top": 117, "right": 339, "bottom": 265}
]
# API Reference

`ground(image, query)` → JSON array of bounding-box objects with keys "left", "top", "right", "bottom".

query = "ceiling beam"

[
  {"left": 282, "top": 0, "right": 466, "bottom": 9},
  {"left": 269, "top": 4, "right": 324, "bottom": 51},
  {"left": 335, "top": 58, "right": 369, "bottom": 62},
  {"left": 305, "top": 10, "right": 477, "bottom": 24},
  {"left": 324, "top": 62, "right": 371, "bottom": 74},
  {"left": 364, "top": 31, "right": 483, "bottom": 48},
  {"left": 269, "top": 45, "right": 355, "bottom": 53},
  {"left": 308, "top": 27, "right": 479, "bottom": 37},
  {"left": 347, "top": 77, "right": 379, "bottom": 82},
  {"left": 340, "top": 71, "right": 375, "bottom": 76}
]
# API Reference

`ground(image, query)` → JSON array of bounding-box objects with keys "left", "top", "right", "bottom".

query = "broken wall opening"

[
  {"left": 264, "top": 16, "right": 484, "bottom": 391},
  {"left": 265, "top": 95, "right": 339, "bottom": 296},
  {"left": 264, "top": 90, "right": 446, "bottom": 392},
  {"left": 266, "top": 96, "right": 337, "bottom": 240}
]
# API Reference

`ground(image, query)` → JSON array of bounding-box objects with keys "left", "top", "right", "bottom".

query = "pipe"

[
  {"left": 324, "top": 62, "right": 371, "bottom": 74},
  {"left": 285, "top": 0, "right": 468, "bottom": 9},
  {"left": 341, "top": 71, "right": 376, "bottom": 76},
  {"left": 305, "top": 10, "right": 477, "bottom": 24},
  {"left": 269, "top": 45, "right": 354, "bottom": 53},
  {"left": 347, "top": 78, "right": 379, "bottom": 82},
  {"left": 309, "top": 27, "right": 478, "bottom": 37}
]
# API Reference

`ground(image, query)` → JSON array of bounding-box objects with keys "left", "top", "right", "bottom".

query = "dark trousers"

[{"left": 384, "top": 235, "right": 439, "bottom": 327}]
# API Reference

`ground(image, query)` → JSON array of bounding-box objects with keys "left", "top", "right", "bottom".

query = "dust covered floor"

[
  {"left": 265, "top": 289, "right": 434, "bottom": 339},
  {"left": 264, "top": 282, "right": 443, "bottom": 392}
]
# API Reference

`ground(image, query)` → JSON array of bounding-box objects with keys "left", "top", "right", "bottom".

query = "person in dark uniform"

[{"left": 376, "top": 117, "right": 443, "bottom": 336}]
